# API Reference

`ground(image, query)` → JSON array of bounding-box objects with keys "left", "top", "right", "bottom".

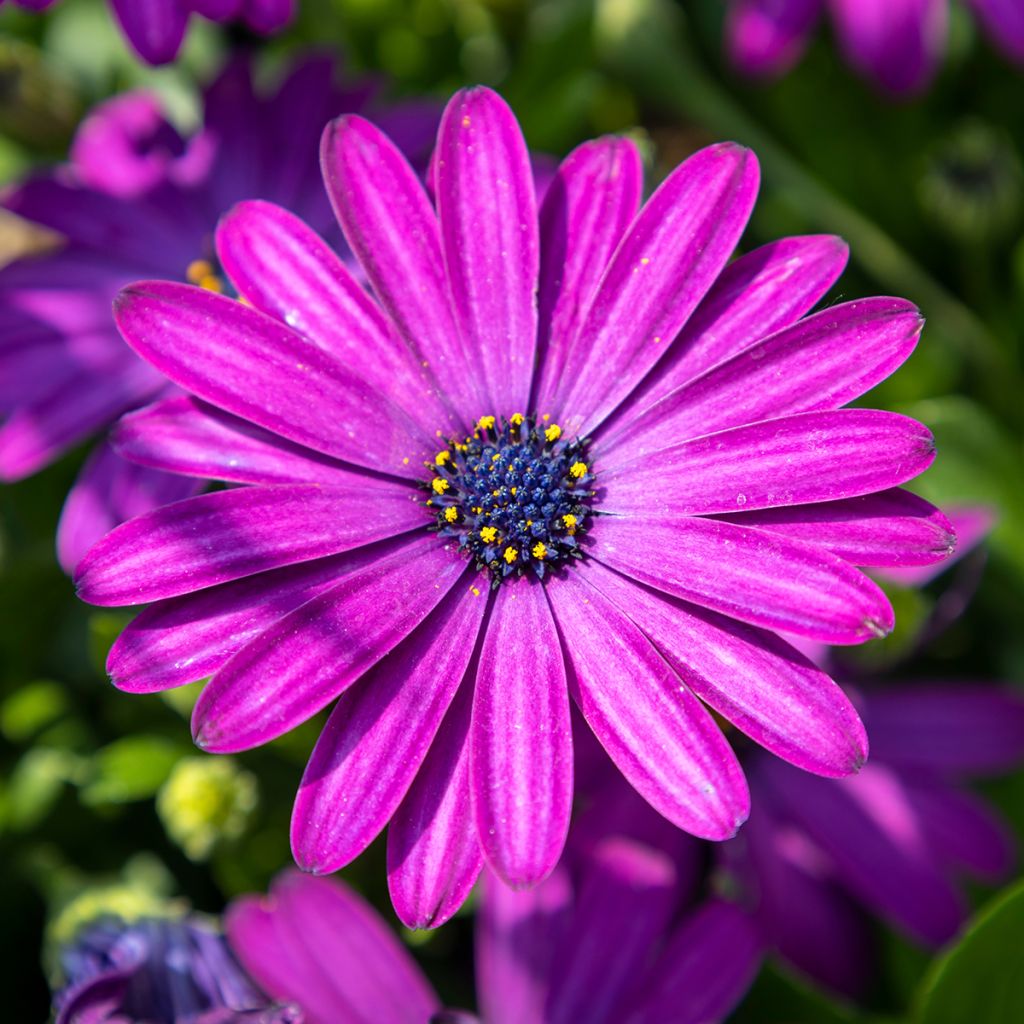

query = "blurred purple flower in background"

[
  {"left": 0, "top": 0, "right": 296, "bottom": 65},
  {"left": 54, "top": 914, "right": 302, "bottom": 1024},
  {"left": 0, "top": 56, "right": 436, "bottom": 570},
  {"left": 76, "top": 83, "right": 952, "bottom": 923},
  {"left": 725, "top": 0, "right": 1024, "bottom": 96}
]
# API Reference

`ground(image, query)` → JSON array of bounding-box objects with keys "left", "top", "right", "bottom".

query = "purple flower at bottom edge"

[
  {"left": 54, "top": 914, "right": 303, "bottom": 1024},
  {"left": 0, "top": 1, "right": 296, "bottom": 65},
  {"left": 226, "top": 850, "right": 761, "bottom": 1024},
  {"left": 725, "top": 0, "right": 1024, "bottom": 96},
  {"left": 0, "top": 54, "right": 437, "bottom": 571},
  {"left": 78, "top": 84, "right": 952, "bottom": 924}
]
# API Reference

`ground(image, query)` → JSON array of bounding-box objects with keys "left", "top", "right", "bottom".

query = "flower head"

[
  {"left": 79, "top": 85, "right": 950, "bottom": 923},
  {"left": 725, "top": 0, "right": 1024, "bottom": 96},
  {"left": 0, "top": 55, "right": 437, "bottom": 570}
]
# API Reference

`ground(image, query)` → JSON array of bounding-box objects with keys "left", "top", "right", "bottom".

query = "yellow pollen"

[
  {"left": 435, "top": 450, "right": 451, "bottom": 466},
  {"left": 186, "top": 259, "right": 214, "bottom": 284},
  {"left": 477, "top": 415, "right": 495, "bottom": 431},
  {"left": 492, "top": 453, "right": 501, "bottom": 462},
  {"left": 532, "top": 542, "right": 547, "bottom": 559},
  {"left": 562, "top": 514, "right": 578, "bottom": 529},
  {"left": 492, "top": 489, "right": 500, "bottom": 497},
  {"left": 542, "top": 413, "right": 551, "bottom": 422},
  {"left": 510, "top": 413, "right": 524, "bottom": 425},
  {"left": 510, "top": 486, "right": 517, "bottom": 495},
  {"left": 431, "top": 478, "right": 450, "bottom": 494},
  {"left": 473, "top": 506, "right": 482, "bottom": 514},
  {"left": 569, "top": 461, "right": 587, "bottom": 479},
  {"left": 480, "top": 526, "right": 498, "bottom": 543},
  {"left": 471, "top": 586, "right": 481, "bottom": 597},
  {"left": 462, "top": 115, "right": 471, "bottom": 128},
  {"left": 503, "top": 546, "right": 518, "bottom": 564},
  {"left": 544, "top": 424, "right": 562, "bottom": 442},
  {"left": 443, "top": 507, "right": 458, "bottom": 523},
  {"left": 402, "top": 457, "right": 410, "bottom": 465}
]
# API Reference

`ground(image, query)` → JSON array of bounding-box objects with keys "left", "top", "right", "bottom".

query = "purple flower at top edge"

[
  {"left": 0, "top": 55, "right": 438, "bottom": 571},
  {"left": 53, "top": 914, "right": 303, "bottom": 1024},
  {"left": 0, "top": 1, "right": 296, "bottom": 65},
  {"left": 78, "top": 85, "right": 951, "bottom": 924},
  {"left": 226, "top": 837, "right": 761, "bottom": 1024},
  {"left": 725, "top": 0, "right": 1024, "bottom": 96}
]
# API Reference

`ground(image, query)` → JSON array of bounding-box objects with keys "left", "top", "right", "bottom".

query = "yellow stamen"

[
  {"left": 503, "top": 546, "right": 518, "bottom": 564},
  {"left": 510, "top": 486, "right": 517, "bottom": 495},
  {"left": 562, "top": 514, "right": 578, "bottom": 529},
  {"left": 510, "top": 413, "right": 524, "bottom": 425},
  {"left": 432, "top": 478, "right": 450, "bottom": 494},
  {"left": 569, "top": 461, "right": 587, "bottom": 479},
  {"left": 532, "top": 542, "right": 547, "bottom": 559},
  {"left": 477, "top": 415, "right": 495, "bottom": 431},
  {"left": 435, "top": 450, "right": 452, "bottom": 466},
  {"left": 544, "top": 424, "right": 562, "bottom": 443},
  {"left": 443, "top": 507, "right": 458, "bottom": 523},
  {"left": 480, "top": 526, "right": 498, "bottom": 543}
]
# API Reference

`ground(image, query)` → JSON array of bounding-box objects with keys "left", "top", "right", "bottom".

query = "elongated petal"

[
  {"left": 191, "top": 535, "right": 467, "bottom": 752},
  {"left": 436, "top": 88, "right": 538, "bottom": 414},
  {"left": 580, "top": 559, "right": 867, "bottom": 777},
  {"left": 533, "top": 137, "right": 643, "bottom": 410},
  {"left": 113, "top": 396, "right": 360, "bottom": 486},
  {"left": 551, "top": 144, "right": 759, "bottom": 434},
  {"left": 547, "top": 571, "right": 749, "bottom": 839},
  {"left": 109, "top": 0, "right": 188, "bottom": 64},
  {"left": 321, "top": 115, "right": 482, "bottom": 423},
  {"left": 602, "top": 298, "right": 922, "bottom": 457},
  {"left": 546, "top": 838, "right": 679, "bottom": 1024},
  {"left": 625, "top": 900, "right": 762, "bottom": 1024},
  {"left": 970, "top": 0, "right": 1024, "bottom": 63},
  {"left": 863, "top": 686, "right": 1024, "bottom": 776},
  {"left": 877, "top": 504, "right": 992, "bottom": 586},
  {"left": 216, "top": 200, "right": 450, "bottom": 434},
  {"left": 622, "top": 234, "right": 849, "bottom": 415},
  {"left": 476, "top": 866, "right": 573, "bottom": 1024},
  {"left": 726, "top": 0, "right": 823, "bottom": 76},
  {"left": 590, "top": 513, "right": 894, "bottom": 643},
  {"left": 113, "top": 281, "right": 432, "bottom": 475},
  {"left": 292, "top": 581, "right": 487, "bottom": 873},
  {"left": 242, "top": 0, "right": 297, "bottom": 33},
  {"left": 387, "top": 683, "right": 484, "bottom": 929},
  {"left": 75, "top": 481, "right": 424, "bottom": 606},
  {"left": 108, "top": 547, "right": 386, "bottom": 693},
  {"left": 601, "top": 408, "right": 935, "bottom": 513},
  {"left": 718, "top": 489, "right": 955, "bottom": 567},
  {"left": 472, "top": 581, "right": 573, "bottom": 886}
]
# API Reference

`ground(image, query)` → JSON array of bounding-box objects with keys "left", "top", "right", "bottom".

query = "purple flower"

[
  {"left": 0, "top": 56, "right": 436, "bottom": 570},
  {"left": 723, "top": 683, "right": 1024, "bottom": 995},
  {"left": 0, "top": 1, "right": 296, "bottom": 65},
  {"left": 78, "top": 85, "right": 949, "bottom": 923},
  {"left": 54, "top": 914, "right": 302, "bottom": 1024},
  {"left": 725, "top": 0, "right": 1024, "bottom": 96},
  {"left": 227, "top": 856, "right": 760, "bottom": 1024}
]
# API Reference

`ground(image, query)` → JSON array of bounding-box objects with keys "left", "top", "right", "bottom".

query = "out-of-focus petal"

[
  {"left": 969, "top": 0, "right": 1024, "bottom": 63},
  {"left": 109, "top": 0, "right": 189, "bottom": 65},
  {"left": 726, "top": 0, "right": 824, "bottom": 77}
]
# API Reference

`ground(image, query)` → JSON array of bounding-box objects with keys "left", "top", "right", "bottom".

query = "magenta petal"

[
  {"left": 436, "top": 88, "right": 539, "bottom": 414},
  {"left": 533, "top": 137, "right": 642, "bottom": 412},
  {"left": 472, "top": 581, "right": 573, "bottom": 887},
  {"left": 718, "top": 489, "right": 956, "bottom": 568},
  {"left": 108, "top": 547, "right": 386, "bottom": 693},
  {"left": 970, "top": 0, "right": 1024, "bottom": 63},
  {"left": 113, "top": 281, "right": 432, "bottom": 476},
  {"left": 109, "top": 0, "right": 189, "bottom": 65},
  {"left": 476, "top": 866, "right": 573, "bottom": 1024},
  {"left": 602, "top": 298, "right": 923, "bottom": 456},
  {"left": 590, "top": 513, "right": 894, "bottom": 643},
  {"left": 387, "top": 682, "right": 484, "bottom": 929},
  {"left": 191, "top": 535, "right": 467, "bottom": 753},
  {"left": 725, "top": 0, "right": 823, "bottom": 77},
  {"left": 242, "top": 0, "right": 297, "bottom": 33},
  {"left": 216, "top": 200, "right": 450, "bottom": 434},
  {"left": 580, "top": 560, "right": 868, "bottom": 777},
  {"left": 547, "top": 571, "right": 749, "bottom": 839},
  {"left": 625, "top": 900, "right": 762, "bottom": 1024},
  {"left": 292, "top": 582, "right": 487, "bottom": 873},
  {"left": 545, "top": 838, "right": 679, "bottom": 1024},
  {"left": 551, "top": 143, "right": 759, "bottom": 434},
  {"left": 321, "top": 115, "right": 482, "bottom": 424},
  {"left": 623, "top": 233, "right": 849, "bottom": 415},
  {"left": 113, "top": 396, "right": 361, "bottom": 486},
  {"left": 227, "top": 872, "right": 440, "bottom": 1024},
  {"left": 74, "top": 481, "right": 424, "bottom": 606},
  {"left": 877, "top": 503, "right": 992, "bottom": 586},
  {"left": 600, "top": 410, "right": 936, "bottom": 514}
]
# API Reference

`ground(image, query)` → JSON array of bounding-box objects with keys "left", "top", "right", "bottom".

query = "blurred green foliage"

[{"left": 1, "top": 0, "right": 1023, "bottom": 1019}]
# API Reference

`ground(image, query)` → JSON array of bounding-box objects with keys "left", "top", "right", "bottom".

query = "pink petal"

[
  {"left": 969, "top": 0, "right": 1024, "bottom": 63},
  {"left": 109, "top": 0, "right": 189, "bottom": 65},
  {"left": 546, "top": 571, "right": 749, "bottom": 839},
  {"left": 471, "top": 581, "right": 573, "bottom": 887},
  {"left": 436, "top": 88, "right": 539, "bottom": 415},
  {"left": 725, "top": 0, "right": 823, "bottom": 77}
]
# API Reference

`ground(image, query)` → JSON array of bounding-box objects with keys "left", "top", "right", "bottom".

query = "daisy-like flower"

[
  {"left": 79, "top": 86, "right": 950, "bottom": 924},
  {"left": 725, "top": 0, "right": 1024, "bottom": 96},
  {"left": 228, "top": 857, "right": 760, "bottom": 1024},
  {"left": 0, "top": 56, "right": 435, "bottom": 570},
  {"left": 0, "top": 1, "right": 296, "bottom": 65}
]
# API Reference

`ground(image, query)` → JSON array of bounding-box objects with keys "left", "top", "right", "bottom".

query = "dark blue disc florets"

[{"left": 425, "top": 414, "right": 595, "bottom": 584}]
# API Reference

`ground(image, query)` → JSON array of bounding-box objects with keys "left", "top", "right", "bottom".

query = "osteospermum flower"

[
  {"left": 0, "top": 0, "right": 295, "bottom": 65},
  {"left": 79, "top": 86, "right": 951, "bottom": 923},
  {"left": 0, "top": 56, "right": 435, "bottom": 570},
  {"left": 725, "top": 0, "right": 1024, "bottom": 96},
  {"left": 228, "top": 858, "right": 760, "bottom": 1024}
]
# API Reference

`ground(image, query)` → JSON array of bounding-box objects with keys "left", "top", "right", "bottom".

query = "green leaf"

[
  {"left": 915, "top": 878, "right": 1024, "bottom": 1023},
  {"left": 79, "top": 736, "right": 183, "bottom": 806},
  {"left": 0, "top": 679, "right": 69, "bottom": 742}
]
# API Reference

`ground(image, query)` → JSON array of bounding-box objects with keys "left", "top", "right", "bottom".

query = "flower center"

[
  {"left": 426, "top": 414, "right": 595, "bottom": 584},
  {"left": 185, "top": 258, "right": 225, "bottom": 294}
]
